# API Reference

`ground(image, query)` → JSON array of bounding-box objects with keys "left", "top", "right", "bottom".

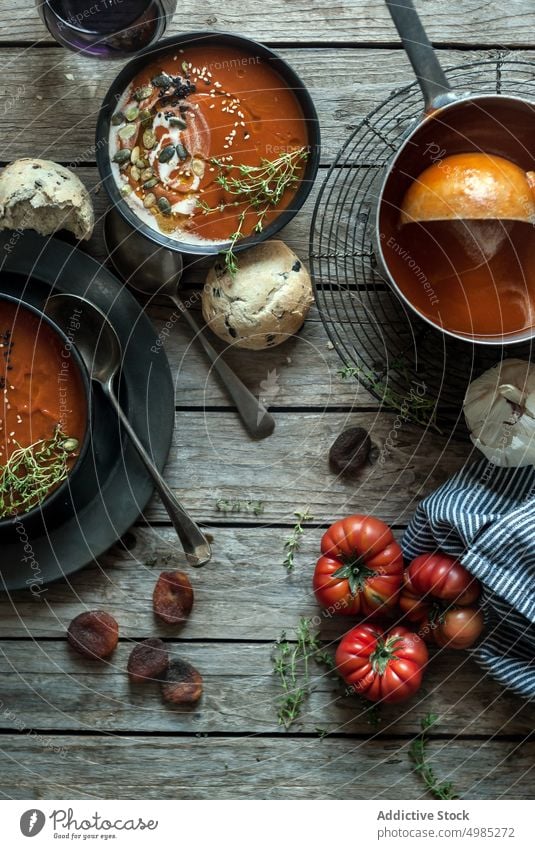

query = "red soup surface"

[
  {"left": 0, "top": 300, "right": 87, "bottom": 517},
  {"left": 384, "top": 220, "right": 535, "bottom": 337},
  {"left": 110, "top": 45, "right": 310, "bottom": 245}
]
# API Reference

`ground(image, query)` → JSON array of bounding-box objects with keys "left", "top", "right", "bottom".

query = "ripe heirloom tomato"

[
  {"left": 398, "top": 571, "right": 431, "bottom": 624},
  {"left": 433, "top": 608, "right": 485, "bottom": 650},
  {"left": 335, "top": 624, "right": 428, "bottom": 703},
  {"left": 313, "top": 515, "right": 403, "bottom": 618},
  {"left": 408, "top": 552, "right": 480, "bottom": 604}
]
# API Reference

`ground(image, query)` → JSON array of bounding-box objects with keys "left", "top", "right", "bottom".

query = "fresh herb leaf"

[
  {"left": 273, "top": 617, "right": 323, "bottom": 729},
  {"left": 409, "top": 713, "right": 458, "bottom": 800},
  {"left": 200, "top": 147, "right": 308, "bottom": 274},
  {"left": 337, "top": 362, "right": 440, "bottom": 431},
  {"left": 0, "top": 427, "right": 77, "bottom": 518},
  {"left": 216, "top": 497, "right": 265, "bottom": 516},
  {"left": 283, "top": 509, "right": 313, "bottom": 573}
]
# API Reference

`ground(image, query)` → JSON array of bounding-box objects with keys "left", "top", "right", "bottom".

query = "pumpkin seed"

[
  {"left": 111, "top": 111, "right": 125, "bottom": 126},
  {"left": 131, "top": 166, "right": 141, "bottom": 181},
  {"left": 124, "top": 105, "right": 139, "bottom": 122},
  {"left": 134, "top": 84, "right": 153, "bottom": 101},
  {"left": 168, "top": 116, "right": 187, "bottom": 129},
  {"left": 61, "top": 438, "right": 79, "bottom": 452},
  {"left": 139, "top": 109, "right": 152, "bottom": 126},
  {"left": 140, "top": 167, "right": 154, "bottom": 181},
  {"left": 143, "top": 193, "right": 157, "bottom": 208},
  {"left": 143, "top": 177, "right": 158, "bottom": 189},
  {"left": 152, "top": 72, "right": 172, "bottom": 89},
  {"left": 191, "top": 158, "right": 205, "bottom": 177},
  {"left": 143, "top": 129, "right": 156, "bottom": 149},
  {"left": 130, "top": 146, "right": 140, "bottom": 163},
  {"left": 158, "top": 196, "right": 172, "bottom": 215},
  {"left": 158, "top": 144, "right": 176, "bottom": 163},
  {"left": 134, "top": 158, "right": 147, "bottom": 169},
  {"left": 120, "top": 184, "right": 133, "bottom": 197},
  {"left": 113, "top": 148, "right": 132, "bottom": 164},
  {"left": 118, "top": 123, "right": 137, "bottom": 141},
  {"left": 176, "top": 142, "right": 188, "bottom": 160}
]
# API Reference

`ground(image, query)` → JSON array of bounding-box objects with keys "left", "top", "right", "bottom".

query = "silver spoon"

[
  {"left": 44, "top": 293, "right": 211, "bottom": 568},
  {"left": 104, "top": 207, "right": 275, "bottom": 440}
]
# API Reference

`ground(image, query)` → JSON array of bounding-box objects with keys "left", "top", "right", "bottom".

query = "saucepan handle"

[{"left": 385, "top": 0, "right": 454, "bottom": 111}]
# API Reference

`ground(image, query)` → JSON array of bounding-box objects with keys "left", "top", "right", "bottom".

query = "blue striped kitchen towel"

[{"left": 402, "top": 459, "right": 535, "bottom": 700}]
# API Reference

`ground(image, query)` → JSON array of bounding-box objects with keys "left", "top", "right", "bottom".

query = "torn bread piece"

[{"left": 0, "top": 158, "right": 94, "bottom": 241}]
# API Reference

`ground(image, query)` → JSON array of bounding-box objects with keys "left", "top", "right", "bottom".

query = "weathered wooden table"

[{"left": 0, "top": 1, "right": 534, "bottom": 800}]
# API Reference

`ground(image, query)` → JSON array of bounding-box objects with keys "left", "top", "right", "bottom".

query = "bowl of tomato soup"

[
  {"left": 96, "top": 32, "right": 320, "bottom": 259},
  {"left": 0, "top": 295, "right": 90, "bottom": 531}
]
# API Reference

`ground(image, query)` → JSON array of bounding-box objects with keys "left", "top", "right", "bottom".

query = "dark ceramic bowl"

[
  {"left": 95, "top": 30, "right": 321, "bottom": 256},
  {"left": 0, "top": 294, "right": 91, "bottom": 536}
]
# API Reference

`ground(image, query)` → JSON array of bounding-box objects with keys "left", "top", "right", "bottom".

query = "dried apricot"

[
  {"left": 127, "top": 638, "right": 169, "bottom": 683},
  {"left": 67, "top": 611, "right": 119, "bottom": 659},
  {"left": 329, "top": 426, "right": 371, "bottom": 476},
  {"left": 161, "top": 659, "right": 203, "bottom": 704},
  {"left": 153, "top": 570, "right": 194, "bottom": 625}
]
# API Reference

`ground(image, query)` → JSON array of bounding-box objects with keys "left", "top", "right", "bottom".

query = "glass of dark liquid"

[{"left": 36, "top": 0, "right": 177, "bottom": 57}]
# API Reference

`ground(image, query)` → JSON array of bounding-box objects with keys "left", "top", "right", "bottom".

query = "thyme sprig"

[
  {"left": 198, "top": 147, "right": 309, "bottom": 274},
  {"left": 273, "top": 617, "right": 331, "bottom": 729},
  {"left": 338, "top": 361, "right": 440, "bottom": 431},
  {"left": 283, "top": 508, "right": 313, "bottom": 572},
  {"left": 409, "top": 713, "right": 458, "bottom": 800},
  {"left": 0, "top": 427, "right": 78, "bottom": 518},
  {"left": 216, "top": 497, "right": 265, "bottom": 516}
]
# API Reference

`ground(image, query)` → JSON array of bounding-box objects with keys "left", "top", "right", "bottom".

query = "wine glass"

[{"left": 36, "top": 0, "right": 178, "bottom": 57}]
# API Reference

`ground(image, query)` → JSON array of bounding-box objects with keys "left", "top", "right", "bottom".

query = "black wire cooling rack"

[{"left": 310, "top": 58, "right": 535, "bottom": 437}]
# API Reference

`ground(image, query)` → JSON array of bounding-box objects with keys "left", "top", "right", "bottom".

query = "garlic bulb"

[{"left": 463, "top": 359, "right": 535, "bottom": 467}]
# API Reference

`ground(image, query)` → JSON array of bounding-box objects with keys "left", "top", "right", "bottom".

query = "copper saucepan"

[{"left": 376, "top": 0, "right": 535, "bottom": 346}]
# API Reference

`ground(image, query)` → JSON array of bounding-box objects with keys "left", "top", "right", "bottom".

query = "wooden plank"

[
  {"left": 149, "top": 304, "right": 382, "bottom": 408},
  {"left": 140, "top": 409, "right": 470, "bottom": 523},
  {"left": 3, "top": 2, "right": 535, "bottom": 46},
  {"left": 0, "top": 526, "right": 463, "bottom": 640},
  {"left": 0, "top": 641, "right": 532, "bottom": 735},
  {"left": 0, "top": 735, "right": 531, "bottom": 799},
  {"left": 1, "top": 48, "right": 529, "bottom": 163}
]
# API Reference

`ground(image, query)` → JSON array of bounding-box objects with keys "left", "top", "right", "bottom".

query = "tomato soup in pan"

[
  {"left": 0, "top": 299, "right": 87, "bottom": 518},
  {"left": 109, "top": 45, "right": 309, "bottom": 246}
]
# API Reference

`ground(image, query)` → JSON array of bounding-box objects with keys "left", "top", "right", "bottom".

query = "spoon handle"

[
  {"left": 103, "top": 381, "right": 212, "bottom": 567},
  {"left": 171, "top": 295, "right": 276, "bottom": 440}
]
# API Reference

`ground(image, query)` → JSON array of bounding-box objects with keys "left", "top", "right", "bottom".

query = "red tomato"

[
  {"left": 433, "top": 607, "right": 485, "bottom": 650},
  {"left": 408, "top": 552, "right": 481, "bottom": 604},
  {"left": 400, "top": 557, "right": 484, "bottom": 649},
  {"left": 335, "top": 624, "right": 428, "bottom": 703},
  {"left": 313, "top": 515, "right": 403, "bottom": 617},
  {"left": 398, "top": 571, "right": 432, "bottom": 624}
]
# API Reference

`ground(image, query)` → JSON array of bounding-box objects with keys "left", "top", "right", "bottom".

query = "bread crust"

[{"left": 202, "top": 241, "right": 313, "bottom": 350}]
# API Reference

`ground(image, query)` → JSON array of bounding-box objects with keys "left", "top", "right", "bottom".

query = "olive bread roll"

[{"left": 202, "top": 241, "right": 313, "bottom": 350}]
